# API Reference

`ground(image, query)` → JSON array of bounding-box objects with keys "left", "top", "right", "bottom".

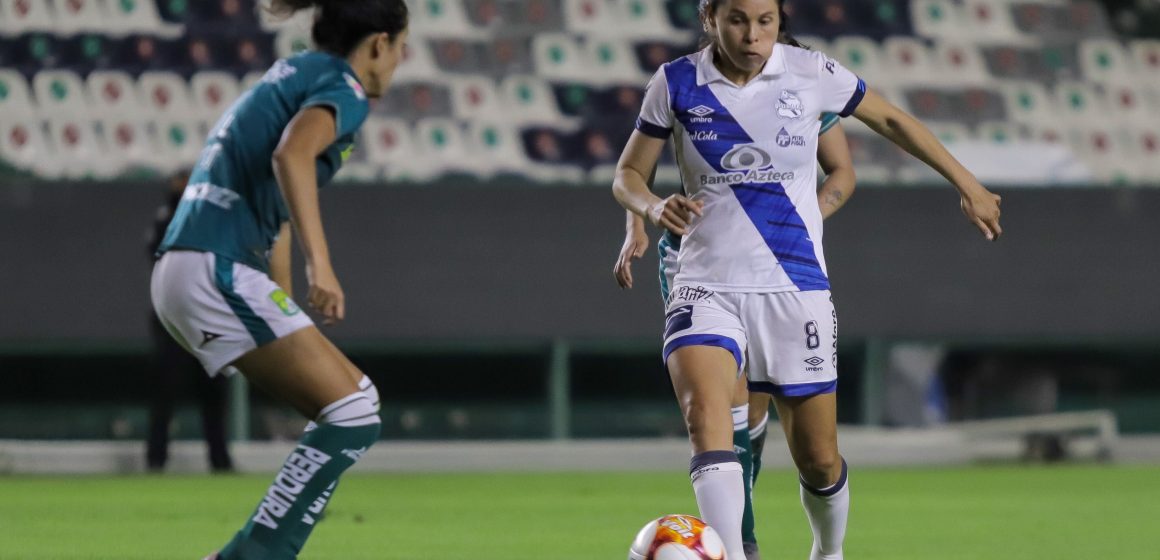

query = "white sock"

[
  {"left": 800, "top": 459, "right": 849, "bottom": 560},
  {"left": 731, "top": 404, "right": 749, "bottom": 444},
  {"left": 305, "top": 375, "right": 380, "bottom": 432},
  {"left": 690, "top": 451, "right": 746, "bottom": 560},
  {"left": 749, "top": 412, "right": 768, "bottom": 441}
]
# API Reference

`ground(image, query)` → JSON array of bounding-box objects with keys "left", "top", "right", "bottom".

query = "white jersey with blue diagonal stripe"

[{"left": 635, "top": 45, "right": 866, "bottom": 293}]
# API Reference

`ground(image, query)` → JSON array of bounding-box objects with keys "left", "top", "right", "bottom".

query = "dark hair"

[
  {"left": 698, "top": 0, "right": 808, "bottom": 50},
  {"left": 267, "top": 0, "right": 409, "bottom": 57}
]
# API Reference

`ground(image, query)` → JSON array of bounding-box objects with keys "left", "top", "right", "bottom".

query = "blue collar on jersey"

[{"left": 696, "top": 43, "right": 788, "bottom": 86}]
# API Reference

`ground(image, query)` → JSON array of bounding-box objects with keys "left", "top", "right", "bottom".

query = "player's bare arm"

[
  {"left": 852, "top": 88, "right": 1002, "bottom": 241},
  {"left": 614, "top": 130, "right": 703, "bottom": 235},
  {"left": 273, "top": 106, "right": 344, "bottom": 324},
  {"left": 816, "top": 123, "right": 856, "bottom": 220}
]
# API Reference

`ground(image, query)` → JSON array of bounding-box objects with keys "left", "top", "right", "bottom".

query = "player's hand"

[
  {"left": 614, "top": 229, "right": 650, "bottom": 289},
  {"left": 647, "top": 194, "right": 703, "bottom": 236},
  {"left": 306, "top": 261, "right": 345, "bottom": 325},
  {"left": 959, "top": 183, "right": 1002, "bottom": 241}
]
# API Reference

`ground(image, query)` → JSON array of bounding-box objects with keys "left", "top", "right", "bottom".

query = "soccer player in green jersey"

[{"left": 150, "top": 1, "right": 408, "bottom": 558}]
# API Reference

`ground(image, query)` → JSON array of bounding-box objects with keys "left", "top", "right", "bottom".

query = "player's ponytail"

[{"left": 265, "top": 0, "right": 409, "bottom": 57}]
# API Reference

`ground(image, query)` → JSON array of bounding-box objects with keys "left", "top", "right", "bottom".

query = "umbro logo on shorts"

[{"left": 201, "top": 330, "right": 223, "bottom": 348}]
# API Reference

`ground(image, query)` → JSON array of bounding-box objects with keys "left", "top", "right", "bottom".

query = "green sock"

[
  {"left": 734, "top": 413, "right": 757, "bottom": 546},
  {"left": 219, "top": 423, "right": 379, "bottom": 560}
]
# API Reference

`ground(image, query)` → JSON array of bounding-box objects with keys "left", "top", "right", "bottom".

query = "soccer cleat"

[{"left": 743, "top": 541, "right": 762, "bottom": 560}]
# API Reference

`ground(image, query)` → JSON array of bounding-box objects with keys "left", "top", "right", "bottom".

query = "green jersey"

[{"left": 158, "top": 51, "right": 370, "bottom": 272}]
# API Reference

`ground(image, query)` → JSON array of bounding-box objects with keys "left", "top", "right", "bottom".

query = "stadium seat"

[
  {"left": 1052, "top": 81, "right": 1106, "bottom": 124},
  {"left": 962, "top": 0, "right": 1037, "bottom": 46},
  {"left": 430, "top": 38, "right": 488, "bottom": 75},
  {"left": 392, "top": 39, "right": 442, "bottom": 82},
  {"left": 409, "top": 0, "right": 486, "bottom": 39},
  {"left": 240, "top": 69, "right": 265, "bottom": 92},
  {"left": 258, "top": 3, "right": 313, "bottom": 32},
  {"left": 52, "top": 0, "right": 107, "bottom": 36},
  {"left": 414, "top": 118, "right": 481, "bottom": 177},
  {"left": 464, "top": 119, "right": 540, "bottom": 179},
  {"left": 562, "top": 0, "right": 616, "bottom": 35},
  {"left": 447, "top": 75, "right": 502, "bottom": 120},
  {"left": 829, "top": 36, "right": 887, "bottom": 86},
  {"left": 498, "top": 0, "right": 568, "bottom": 33},
  {"left": 86, "top": 70, "right": 140, "bottom": 116},
  {"left": 910, "top": 0, "right": 965, "bottom": 40},
  {"left": 1127, "top": 39, "right": 1160, "bottom": 81},
  {"left": 1124, "top": 127, "right": 1160, "bottom": 183},
  {"left": 931, "top": 41, "right": 990, "bottom": 85},
  {"left": 190, "top": 71, "right": 241, "bottom": 122},
  {"left": 608, "top": 0, "right": 694, "bottom": 42},
  {"left": 975, "top": 120, "right": 1028, "bottom": 146},
  {"left": 0, "top": 118, "right": 58, "bottom": 177},
  {"left": 153, "top": 118, "right": 205, "bottom": 171},
  {"left": 32, "top": 70, "right": 88, "bottom": 117},
  {"left": 1102, "top": 81, "right": 1154, "bottom": 127},
  {"left": 0, "top": 69, "right": 36, "bottom": 119},
  {"left": 532, "top": 33, "right": 594, "bottom": 83},
  {"left": 1066, "top": 125, "right": 1137, "bottom": 185},
  {"left": 0, "top": 0, "right": 54, "bottom": 36},
  {"left": 498, "top": 74, "right": 575, "bottom": 127},
  {"left": 274, "top": 25, "right": 312, "bottom": 58},
  {"left": 103, "top": 0, "right": 183, "bottom": 38},
  {"left": 584, "top": 37, "right": 649, "bottom": 86},
  {"left": 137, "top": 71, "right": 194, "bottom": 117},
  {"left": 45, "top": 116, "right": 113, "bottom": 179},
  {"left": 482, "top": 35, "right": 536, "bottom": 79},
  {"left": 98, "top": 115, "right": 154, "bottom": 171},
  {"left": 997, "top": 80, "right": 1056, "bottom": 126},
  {"left": 1078, "top": 39, "right": 1134, "bottom": 84},
  {"left": 378, "top": 81, "right": 454, "bottom": 120},
  {"left": 882, "top": 36, "right": 935, "bottom": 85}
]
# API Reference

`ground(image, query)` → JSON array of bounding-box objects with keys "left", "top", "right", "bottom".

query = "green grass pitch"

[{"left": 1, "top": 465, "right": 1156, "bottom": 559}]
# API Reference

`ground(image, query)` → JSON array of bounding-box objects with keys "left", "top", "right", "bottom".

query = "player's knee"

[
  {"left": 357, "top": 375, "right": 381, "bottom": 414},
  {"left": 317, "top": 391, "right": 382, "bottom": 432},
  {"left": 797, "top": 449, "right": 842, "bottom": 486}
]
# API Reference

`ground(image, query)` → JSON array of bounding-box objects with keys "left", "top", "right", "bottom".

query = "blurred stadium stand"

[{"left": 0, "top": 0, "right": 1157, "bottom": 185}]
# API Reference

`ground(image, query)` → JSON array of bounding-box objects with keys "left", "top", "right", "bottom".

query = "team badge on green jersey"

[{"left": 269, "top": 289, "right": 302, "bottom": 316}]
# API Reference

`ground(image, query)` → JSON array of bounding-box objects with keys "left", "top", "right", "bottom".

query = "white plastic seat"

[
  {"left": 924, "top": 122, "right": 974, "bottom": 146},
  {"left": 1053, "top": 81, "right": 1107, "bottom": 124},
  {"left": 1066, "top": 125, "right": 1136, "bottom": 185},
  {"left": 829, "top": 36, "right": 887, "bottom": 85},
  {"left": 498, "top": 75, "right": 575, "bottom": 127},
  {"left": 910, "top": 0, "right": 965, "bottom": 40},
  {"left": 241, "top": 70, "right": 266, "bottom": 92},
  {"left": 102, "top": 0, "right": 183, "bottom": 38},
  {"left": 1124, "top": 127, "right": 1160, "bottom": 183},
  {"left": 0, "top": 70, "right": 36, "bottom": 119},
  {"left": 1102, "top": 81, "right": 1153, "bottom": 127},
  {"left": 962, "top": 0, "right": 1038, "bottom": 46},
  {"left": 86, "top": 71, "right": 140, "bottom": 117},
  {"left": 190, "top": 72, "right": 242, "bottom": 121},
  {"left": 154, "top": 118, "right": 206, "bottom": 170},
  {"left": 275, "top": 25, "right": 313, "bottom": 58},
  {"left": 53, "top": 0, "right": 107, "bottom": 35},
  {"left": 998, "top": 80, "right": 1056, "bottom": 126},
  {"left": 360, "top": 117, "right": 439, "bottom": 182},
  {"left": 1078, "top": 39, "right": 1134, "bottom": 84},
  {"left": 1127, "top": 39, "right": 1160, "bottom": 82},
  {"left": 392, "top": 40, "right": 442, "bottom": 83},
  {"left": 46, "top": 117, "right": 114, "bottom": 178},
  {"left": 413, "top": 118, "right": 480, "bottom": 177},
  {"left": 137, "top": 72, "right": 194, "bottom": 118},
  {"left": 447, "top": 75, "right": 501, "bottom": 120},
  {"left": 0, "top": 118, "right": 59, "bottom": 177},
  {"left": 0, "top": 0, "right": 54, "bottom": 35},
  {"left": 532, "top": 33, "right": 593, "bottom": 83},
  {"left": 881, "top": 37, "right": 936, "bottom": 85},
  {"left": 259, "top": 4, "right": 314, "bottom": 32},
  {"left": 975, "top": 121, "right": 1027, "bottom": 146},
  {"left": 32, "top": 70, "right": 89, "bottom": 117},
  {"left": 607, "top": 0, "right": 694, "bottom": 42},
  {"left": 584, "top": 37, "right": 649, "bottom": 86},
  {"left": 562, "top": 0, "right": 616, "bottom": 35},
  {"left": 931, "top": 41, "right": 990, "bottom": 85},
  {"left": 408, "top": 0, "right": 485, "bottom": 39},
  {"left": 464, "top": 119, "right": 541, "bottom": 180},
  {"left": 99, "top": 116, "right": 155, "bottom": 171}
]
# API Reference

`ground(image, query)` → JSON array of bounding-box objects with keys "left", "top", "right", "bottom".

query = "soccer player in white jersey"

[
  {"left": 611, "top": 1, "right": 1003, "bottom": 559},
  {"left": 615, "top": 99, "right": 854, "bottom": 560}
]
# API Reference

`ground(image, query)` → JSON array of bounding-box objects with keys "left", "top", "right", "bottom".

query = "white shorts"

[
  {"left": 150, "top": 250, "right": 314, "bottom": 376},
  {"left": 662, "top": 285, "right": 838, "bottom": 397}
]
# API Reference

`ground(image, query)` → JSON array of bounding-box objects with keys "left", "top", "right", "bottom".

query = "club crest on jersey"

[
  {"left": 343, "top": 73, "right": 366, "bottom": 100},
  {"left": 777, "top": 90, "right": 804, "bottom": 119},
  {"left": 688, "top": 105, "right": 715, "bottom": 123},
  {"left": 776, "top": 127, "right": 806, "bottom": 148}
]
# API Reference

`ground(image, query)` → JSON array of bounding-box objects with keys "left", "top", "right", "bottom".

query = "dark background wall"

[{"left": 2, "top": 181, "right": 1158, "bottom": 346}]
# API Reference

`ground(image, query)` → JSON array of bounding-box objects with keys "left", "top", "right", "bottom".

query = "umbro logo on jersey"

[
  {"left": 201, "top": 330, "right": 224, "bottom": 348},
  {"left": 688, "top": 105, "right": 715, "bottom": 117},
  {"left": 804, "top": 356, "right": 825, "bottom": 367}
]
